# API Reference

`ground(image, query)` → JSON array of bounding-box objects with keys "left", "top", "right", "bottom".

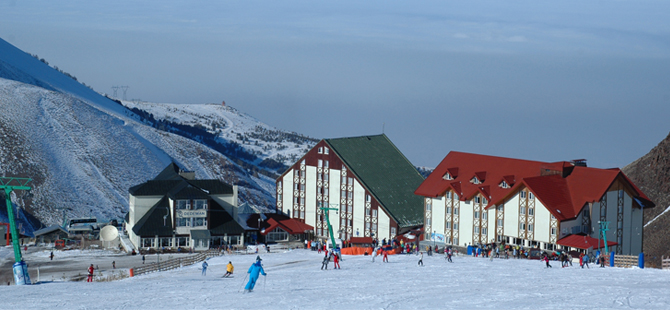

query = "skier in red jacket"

[
  {"left": 333, "top": 252, "right": 341, "bottom": 269},
  {"left": 87, "top": 264, "right": 95, "bottom": 282},
  {"left": 383, "top": 249, "right": 389, "bottom": 263}
]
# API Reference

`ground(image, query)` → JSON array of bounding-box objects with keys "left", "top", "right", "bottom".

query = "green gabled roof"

[{"left": 325, "top": 134, "right": 425, "bottom": 228}]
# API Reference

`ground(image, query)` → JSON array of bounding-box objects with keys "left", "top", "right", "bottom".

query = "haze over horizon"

[{"left": 1, "top": 0, "right": 669, "bottom": 169}]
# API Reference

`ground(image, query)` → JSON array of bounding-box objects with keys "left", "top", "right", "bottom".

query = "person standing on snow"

[
  {"left": 87, "top": 264, "right": 95, "bottom": 282},
  {"left": 245, "top": 256, "right": 267, "bottom": 292},
  {"left": 542, "top": 254, "right": 552, "bottom": 268},
  {"left": 333, "top": 252, "right": 341, "bottom": 269},
  {"left": 372, "top": 247, "right": 378, "bottom": 262},
  {"left": 223, "top": 261, "right": 234, "bottom": 277},
  {"left": 418, "top": 252, "right": 424, "bottom": 266},
  {"left": 321, "top": 253, "right": 331, "bottom": 270},
  {"left": 382, "top": 249, "right": 389, "bottom": 263},
  {"left": 202, "top": 260, "right": 209, "bottom": 276}
]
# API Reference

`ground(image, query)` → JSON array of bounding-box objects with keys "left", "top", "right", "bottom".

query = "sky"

[{"left": 1, "top": 0, "right": 669, "bottom": 169}]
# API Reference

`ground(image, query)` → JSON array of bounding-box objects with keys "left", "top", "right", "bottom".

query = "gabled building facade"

[
  {"left": 276, "top": 134, "right": 425, "bottom": 242},
  {"left": 125, "top": 163, "right": 245, "bottom": 251},
  {"left": 415, "top": 152, "right": 655, "bottom": 255}
]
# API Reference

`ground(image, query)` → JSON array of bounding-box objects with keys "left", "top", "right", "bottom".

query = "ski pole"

[{"left": 238, "top": 273, "right": 249, "bottom": 293}]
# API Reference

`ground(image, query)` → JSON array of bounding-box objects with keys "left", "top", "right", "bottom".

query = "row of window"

[
  {"left": 317, "top": 147, "right": 330, "bottom": 155},
  {"left": 176, "top": 199, "right": 207, "bottom": 210},
  {"left": 141, "top": 236, "right": 189, "bottom": 248},
  {"left": 176, "top": 217, "right": 207, "bottom": 227}
]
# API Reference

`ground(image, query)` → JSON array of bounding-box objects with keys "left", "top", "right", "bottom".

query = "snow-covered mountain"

[{"left": 0, "top": 38, "right": 317, "bottom": 235}]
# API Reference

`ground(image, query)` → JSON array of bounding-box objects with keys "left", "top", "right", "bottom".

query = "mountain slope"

[
  {"left": 623, "top": 131, "right": 670, "bottom": 264},
  {"left": 0, "top": 38, "right": 310, "bottom": 235}
]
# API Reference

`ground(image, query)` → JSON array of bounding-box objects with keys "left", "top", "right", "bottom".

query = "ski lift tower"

[
  {"left": 1, "top": 177, "right": 33, "bottom": 285},
  {"left": 319, "top": 204, "right": 339, "bottom": 251}
]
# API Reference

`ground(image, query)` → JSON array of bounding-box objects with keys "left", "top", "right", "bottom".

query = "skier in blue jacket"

[{"left": 245, "top": 256, "right": 267, "bottom": 292}]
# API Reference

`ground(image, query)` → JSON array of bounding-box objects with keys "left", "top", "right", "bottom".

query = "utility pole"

[
  {"left": 319, "top": 204, "right": 339, "bottom": 250},
  {"left": 0, "top": 177, "right": 33, "bottom": 285}
]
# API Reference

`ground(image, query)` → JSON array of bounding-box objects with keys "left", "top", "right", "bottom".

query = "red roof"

[
  {"left": 261, "top": 218, "right": 314, "bottom": 235},
  {"left": 557, "top": 234, "right": 618, "bottom": 250},
  {"left": 415, "top": 151, "right": 566, "bottom": 202},
  {"left": 415, "top": 151, "right": 655, "bottom": 221}
]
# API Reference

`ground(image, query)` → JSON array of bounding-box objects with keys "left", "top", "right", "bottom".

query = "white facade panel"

[
  {"left": 353, "top": 182, "right": 366, "bottom": 238},
  {"left": 282, "top": 171, "right": 294, "bottom": 213},
  {"left": 534, "top": 200, "right": 551, "bottom": 243},
  {"left": 378, "top": 208, "right": 390, "bottom": 241},
  {"left": 460, "top": 200, "right": 474, "bottom": 245},
  {"left": 504, "top": 195, "right": 520, "bottom": 238},
  {"left": 328, "top": 169, "right": 341, "bottom": 209},
  {"left": 432, "top": 197, "right": 446, "bottom": 236},
  {"left": 305, "top": 166, "right": 317, "bottom": 227},
  {"left": 487, "top": 208, "right": 496, "bottom": 242}
]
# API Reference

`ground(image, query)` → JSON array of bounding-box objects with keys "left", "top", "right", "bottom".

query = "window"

[
  {"left": 453, "top": 223, "right": 458, "bottom": 230},
  {"left": 497, "top": 219, "right": 503, "bottom": 226},
  {"left": 521, "top": 207, "right": 526, "bottom": 214},
  {"left": 194, "top": 200, "right": 207, "bottom": 210},
  {"left": 446, "top": 191, "right": 452, "bottom": 199},
  {"left": 426, "top": 204, "right": 432, "bottom": 211},
  {"left": 176, "top": 200, "right": 188, "bottom": 210},
  {"left": 177, "top": 237, "right": 188, "bottom": 247},
  {"left": 318, "top": 147, "right": 323, "bottom": 154},
  {"left": 551, "top": 227, "right": 557, "bottom": 235},
  {"left": 300, "top": 197, "right": 305, "bottom": 205},
  {"left": 300, "top": 184, "right": 305, "bottom": 191},
  {"left": 366, "top": 208, "right": 371, "bottom": 216},
  {"left": 482, "top": 212, "right": 487, "bottom": 220},
  {"left": 446, "top": 222, "right": 451, "bottom": 229},
  {"left": 465, "top": 200, "right": 471, "bottom": 204},
  {"left": 497, "top": 205, "right": 503, "bottom": 211},
  {"left": 529, "top": 192, "right": 534, "bottom": 200},
  {"left": 324, "top": 188, "right": 329, "bottom": 196},
  {"left": 475, "top": 197, "right": 481, "bottom": 204},
  {"left": 446, "top": 207, "right": 451, "bottom": 214},
  {"left": 482, "top": 228, "right": 487, "bottom": 235},
  {"left": 528, "top": 208, "right": 534, "bottom": 216},
  {"left": 391, "top": 227, "right": 396, "bottom": 236},
  {"left": 347, "top": 191, "right": 353, "bottom": 199},
  {"left": 348, "top": 177, "right": 354, "bottom": 185},
  {"left": 372, "top": 223, "right": 377, "bottom": 231},
  {"left": 341, "top": 218, "right": 346, "bottom": 226},
  {"left": 618, "top": 190, "right": 624, "bottom": 198},
  {"left": 471, "top": 177, "right": 480, "bottom": 184},
  {"left": 365, "top": 222, "right": 370, "bottom": 230},
  {"left": 500, "top": 181, "right": 509, "bottom": 188},
  {"left": 443, "top": 172, "right": 452, "bottom": 180},
  {"left": 520, "top": 191, "right": 527, "bottom": 199},
  {"left": 278, "top": 181, "right": 282, "bottom": 188},
  {"left": 324, "top": 160, "right": 329, "bottom": 168},
  {"left": 318, "top": 173, "right": 323, "bottom": 181},
  {"left": 454, "top": 238, "right": 459, "bottom": 245},
  {"left": 520, "top": 222, "right": 526, "bottom": 230},
  {"left": 474, "top": 211, "right": 480, "bottom": 219},
  {"left": 366, "top": 194, "right": 371, "bottom": 202},
  {"left": 294, "top": 183, "right": 299, "bottom": 191},
  {"left": 177, "top": 218, "right": 189, "bottom": 227},
  {"left": 454, "top": 208, "right": 459, "bottom": 215},
  {"left": 318, "top": 159, "right": 323, "bottom": 167},
  {"left": 528, "top": 224, "right": 534, "bottom": 232},
  {"left": 483, "top": 197, "right": 488, "bottom": 205},
  {"left": 372, "top": 209, "right": 378, "bottom": 217},
  {"left": 324, "top": 147, "right": 329, "bottom": 155},
  {"left": 193, "top": 217, "right": 206, "bottom": 227},
  {"left": 474, "top": 227, "right": 480, "bottom": 234},
  {"left": 348, "top": 205, "right": 353, "bottom": 213}
]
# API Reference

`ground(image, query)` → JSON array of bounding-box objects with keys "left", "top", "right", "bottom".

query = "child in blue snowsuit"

[
  {"left": 245, "top": 256, "right": 267, "bottom": 292},
  {"left": 202, "top": 260, "right": 208, "bottom": 276}
]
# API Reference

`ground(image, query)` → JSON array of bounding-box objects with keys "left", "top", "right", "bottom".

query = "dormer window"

[
  {"left": 500, "top": 181, "right": 510, "bottom": 188},
  {"left": 471, "top": 176, "right": 480, "bottom": 184},
  {"left": 443, "top": 172, "right": 453, "bottom": 180}
]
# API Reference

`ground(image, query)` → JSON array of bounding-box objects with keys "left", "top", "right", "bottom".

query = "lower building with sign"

[{"left": 125, "top": 163, "right": 246, "bottom": 251}]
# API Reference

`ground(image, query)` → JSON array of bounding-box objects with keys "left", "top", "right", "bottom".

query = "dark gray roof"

[
  {"left": 209, "top": 199, "right": 246, "bottom": 235},
  {"left": 129, "top": 179, "right": 233, "bottom": 197},
  {"left": 34, "top": 225, "right": 68, "bottom": 236},
  {"left": 132, "top": 197, "right": 174, "bottom": 237},
  {"left": 153, "top": 163, "right": 183, "bottom": 181}
]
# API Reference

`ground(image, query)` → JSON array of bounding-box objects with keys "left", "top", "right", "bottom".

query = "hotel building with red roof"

[{"left": 415, "top": 151, "right": 655, "bottom": 255}]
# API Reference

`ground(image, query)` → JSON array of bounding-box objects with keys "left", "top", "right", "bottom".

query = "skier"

[
  {"left": 245, "top": 256, "right": 267, "bottom": 292},
  {"left": 583, "top": 254, "right": 590, "bottom": 269},
  {"left": 223, "top": 261, "right": 234, "bottom": 277},
  {"left": 202, "top": 260, "right": 208, "bottom": 276},
  {"left": 447, "top": 248, "right": 453, "bottom": 263},
  {"left": 321, "top": 253, "right": 330, "bottom": 270},
  {"left": 382, "top": 249, "right": 389, "bottom": 263},
  {"left": 142, "top": 254, "right": 146, "bottom": 264},
  {"left": 333, "top": 252, "right": 341, "bottom": 269},
  {"left": 542, "top": 254, "right": 552, "bottom": 268},
  {"left": 112, "top": 261, "right": 116, "bottom": 269},
  {"left": 50, "top": 251, "right": 54, "bottom": 261},
  {"left": 372, "top": 247, "right": 378, "bottom": 262},
  {"left": 418, "top": 252, "right": 424, "bottom": 266},
  {"left": 87, "top": 264, "right": 95, "bottom": 282}
]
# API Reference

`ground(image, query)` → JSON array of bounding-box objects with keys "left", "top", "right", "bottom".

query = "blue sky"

[{"left": 1, "top": 0, "right": 669, "bottom": 168}]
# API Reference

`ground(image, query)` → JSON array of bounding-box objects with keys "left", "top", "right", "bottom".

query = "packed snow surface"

[{"left": 3, "top": 249, "right": 670, "bottom": 309}]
